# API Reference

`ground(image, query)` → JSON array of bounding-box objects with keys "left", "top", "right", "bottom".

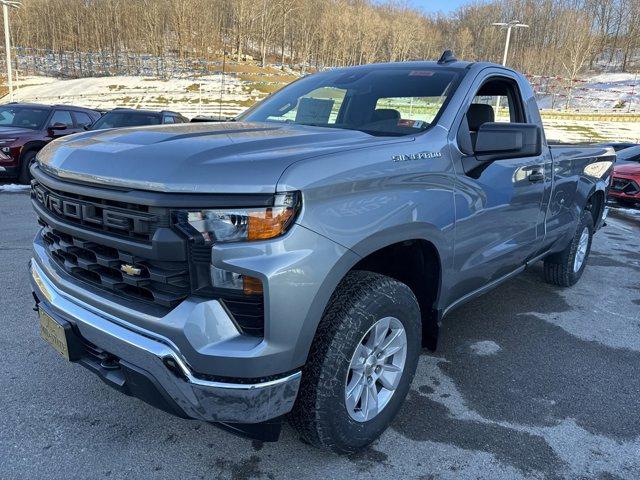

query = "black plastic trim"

[{"left": 216, "top": 417, "right": 283, "bottom": 442}]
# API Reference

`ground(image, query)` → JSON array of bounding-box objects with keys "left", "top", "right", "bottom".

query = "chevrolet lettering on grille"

[{"left": 32, "top": 184, "right": 152, "bottom": 235}]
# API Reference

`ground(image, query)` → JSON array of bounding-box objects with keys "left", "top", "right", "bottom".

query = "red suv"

[
  {"left": 610, "top": 163, "right": 640, "bottom": 207},
  {"left": 0, "top": 103, "right": 101, "bottom": 184}
]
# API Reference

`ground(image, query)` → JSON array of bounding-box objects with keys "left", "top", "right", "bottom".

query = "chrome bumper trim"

[{"left": 30, "top": 260, "right": 301, "bottom": 423}]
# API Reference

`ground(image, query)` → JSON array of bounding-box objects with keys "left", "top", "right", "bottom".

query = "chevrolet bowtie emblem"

[{"left": 121, "top": 264, "right": 142, "bottom": 276}]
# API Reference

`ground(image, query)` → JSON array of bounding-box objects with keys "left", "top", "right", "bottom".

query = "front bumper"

[
  {"left": 609, "top": 175, "right": 640, "bottom": 201},
  {"left": 30, "top": 259, "right": 301, "bottom": 425}
]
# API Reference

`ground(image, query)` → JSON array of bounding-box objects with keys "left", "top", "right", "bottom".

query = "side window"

[
  {"left": 73, "top": 111, "right": 94, "bottom": 129},
  {"left": 458, "top": 77, "right": 526, "bottom": 153},
  {"left": 470, "top": 78, "right": 525, "bottom": 125},
  {"left": 162, "top": 115, "right": 175, "bottom": 124},
  {"left": 267, "top": 87, "right": 346, "bottom": 125},
  {"left": 49, "top": 110, "right": 74, "bottom": 128}
]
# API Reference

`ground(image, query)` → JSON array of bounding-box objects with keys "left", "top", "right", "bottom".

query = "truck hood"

[{"left": 37, "top": 122, "right": 408, "bottom": 193}]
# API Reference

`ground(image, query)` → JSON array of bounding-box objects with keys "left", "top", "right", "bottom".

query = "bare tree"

[{"left": 5, "top": 0, "right": 639, "bottom": 79}]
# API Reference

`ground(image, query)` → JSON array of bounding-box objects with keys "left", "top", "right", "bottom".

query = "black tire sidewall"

[
  {"left": 18, "top": 150, "right": 37, "bottom": 185},
  {"left": 566, "top": 210, "right": 594, "bottom": 284},
  {"left": 312, "top": 275, "right": 421, "bottom": 452}
]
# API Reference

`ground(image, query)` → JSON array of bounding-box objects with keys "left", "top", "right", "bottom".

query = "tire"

[
  {"left": 17, "top": 150, "right": 37, "bottom": 185},
  {"left": 289, "top": 270, "right": 421, "bottom": 453},
  {"left": 543, "top": 209, "right": 594, "bottom": 287}
]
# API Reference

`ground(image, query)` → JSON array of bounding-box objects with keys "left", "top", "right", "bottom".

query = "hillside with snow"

[
  {"left": 534, "top": 72, "right": 640, "bottom": 112},
  {"left": 4, "top": 71, "right": 640, "bottom": 143}
]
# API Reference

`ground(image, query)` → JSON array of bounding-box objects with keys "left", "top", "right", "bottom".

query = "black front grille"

[
  {"left": 31, "top": 182, "right": 169, "bottom": 242},
  {"left": 42, "top": 224, "right": 190, "bottom": 309},
  {"left": 33, "top": 176, "right": 266, "bottom": 335}
]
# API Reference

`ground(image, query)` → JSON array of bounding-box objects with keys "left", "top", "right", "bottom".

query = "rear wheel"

[
  {"left": 289, "top": 270, "right": 421, "bottom": 453},
  {"left": 18, "top": 150, "right": 37, "bottom": 185},
  {"left": 543, "top": 209, "right": 594, "bottom": 287}
]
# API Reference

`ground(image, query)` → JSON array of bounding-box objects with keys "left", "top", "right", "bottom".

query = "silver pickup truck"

[{"left": 29, "top": 52, "right": 614, "bottom": 453}]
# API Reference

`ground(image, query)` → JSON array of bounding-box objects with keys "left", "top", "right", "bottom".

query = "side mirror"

[
  {"left": 474, "top": 122, "right": 542, "bottom": 162},
  {"left": 48, "top": 122, "right": 68, "bottom": 136}
]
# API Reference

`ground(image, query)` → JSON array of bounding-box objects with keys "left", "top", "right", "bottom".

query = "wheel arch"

[
  {"left": 19, "top": 140, "right": 46, "bottom": 162},
  {"left": 585, "top": 187, "right": 606, "bottom": 230},
  {"left": 296, "top": 226, "right": 447, "bottom": 365}
]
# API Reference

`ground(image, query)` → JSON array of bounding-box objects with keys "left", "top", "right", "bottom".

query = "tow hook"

[{"left": 100, "top": 355, "right": 120, "bottom": 370}]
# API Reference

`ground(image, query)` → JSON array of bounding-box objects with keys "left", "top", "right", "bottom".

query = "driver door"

[{"left": 448, "top": 73, "right": 548, "bottom": 303}]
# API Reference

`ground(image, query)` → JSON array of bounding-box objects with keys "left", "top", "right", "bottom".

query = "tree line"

[{"left": 7, "top": 0, "right": 640, "bottom": 78}]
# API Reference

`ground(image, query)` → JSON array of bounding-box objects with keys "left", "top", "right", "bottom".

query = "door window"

[
  {"left": 48, "top": 110, "right": 74, "bottom": 128},
  {"left": 458, "top": 76, "right": 527, "bottom": 153},
  {"left": 74, "top": 111, "right": 94, "bottom": 129}
]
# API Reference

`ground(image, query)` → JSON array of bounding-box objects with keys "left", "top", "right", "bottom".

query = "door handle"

[{"left": 528, "top": 169, "right": 545, "bottom": 182}]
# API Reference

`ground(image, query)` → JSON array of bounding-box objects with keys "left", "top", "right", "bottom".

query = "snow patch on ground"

[
  {"left": 8, "top": 74, "right": 264, "bottom": 118},
  {"left": 469, "top": 340, "right": 502, "bottom": 356},
  {"left": 5, "top": 73, "right": 640, "bottom": 143},
  {"left": 0, "top": 184, "right": 30, "bottom": 192},
  {"left": 610, "top": 206, "right": 640, "bottom": 220},
  {"left": 536, "top": 72, "right": 640, "bottom": 112}
]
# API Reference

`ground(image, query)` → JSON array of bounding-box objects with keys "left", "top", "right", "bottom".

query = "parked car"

[
  {"left": 190, "top": 115, "right": 233, "bottom": 122},
  {"left": 598, "top": 142, "right": 637, "bottom": 153},
  {"left": 29, "top": 53, "right": 613, "bottom": 453},
  {"left": 605, "top": 145, "right": 639, "bottom": 207},
  {"left": 611, "top": 144, "right": 640, "bottom": 165},
  {"left": 0, "top": 102, "right": 101, "bottom": 183},
  {"left": 89, "top": 108, "right": 189, "bottom": 130}
]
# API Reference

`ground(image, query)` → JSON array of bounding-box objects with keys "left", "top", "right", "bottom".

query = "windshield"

[
  {"left": 0, "top": 106, "right": 50, "bottom": 130},
  {"left": 240, "top": 66, "right": 459, "bottom": 136},
  {"left": 91, "top": 111, "right": 162, "bottom": 130}
]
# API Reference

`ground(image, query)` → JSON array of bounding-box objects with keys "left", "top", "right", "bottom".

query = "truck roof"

[{"left": 322, "top": 59, "right": 515, "bottom": 77}]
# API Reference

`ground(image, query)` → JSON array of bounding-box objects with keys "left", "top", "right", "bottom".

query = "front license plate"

[{"left": 39, "top": 308, "right": 70, "bottom": 360}]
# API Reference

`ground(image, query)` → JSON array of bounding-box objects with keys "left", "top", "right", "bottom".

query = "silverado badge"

[{"left": 392, "top": 151, "right": 442, "bottom": 162}]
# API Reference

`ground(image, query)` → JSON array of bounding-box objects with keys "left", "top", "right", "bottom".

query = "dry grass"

[
  {"left": 237, "top": 73, "right": 298, "bottom": 83},
  {"left": 243, "top": 82, "right": 285, "bottom": 94},
  {"left": 216, "top": 62, "right": 282, "bottom": 75}
]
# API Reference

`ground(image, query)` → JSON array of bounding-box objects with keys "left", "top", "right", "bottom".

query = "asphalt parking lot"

[{"left": 1, "top": 189, "right": 639, "bottom": 480}]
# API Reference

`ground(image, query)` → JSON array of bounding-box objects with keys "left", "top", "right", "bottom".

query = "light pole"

[
  {"left": 492, "top": 20, "right": 529, "bottom": 67},
  {"left": 1, "top": 0, "right": 21, "bottom": 102},
  {"left": 492, "top": 20, "right": 529, "bottom": 113}
]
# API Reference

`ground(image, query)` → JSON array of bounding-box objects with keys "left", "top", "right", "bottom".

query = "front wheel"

[
  {"left": 289, "top": 270, "right": 421, "bottom": 453},
  {"left": 543, "top": 209, "right": 594, "bottom": 287}
]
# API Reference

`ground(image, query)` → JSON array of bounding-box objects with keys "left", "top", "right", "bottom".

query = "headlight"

[
  {"left": 0, "top": 138, "right": 17, "bottom": 144},
  {"left": 185, "top": 192, "right": 300, "bottom": 244}
]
